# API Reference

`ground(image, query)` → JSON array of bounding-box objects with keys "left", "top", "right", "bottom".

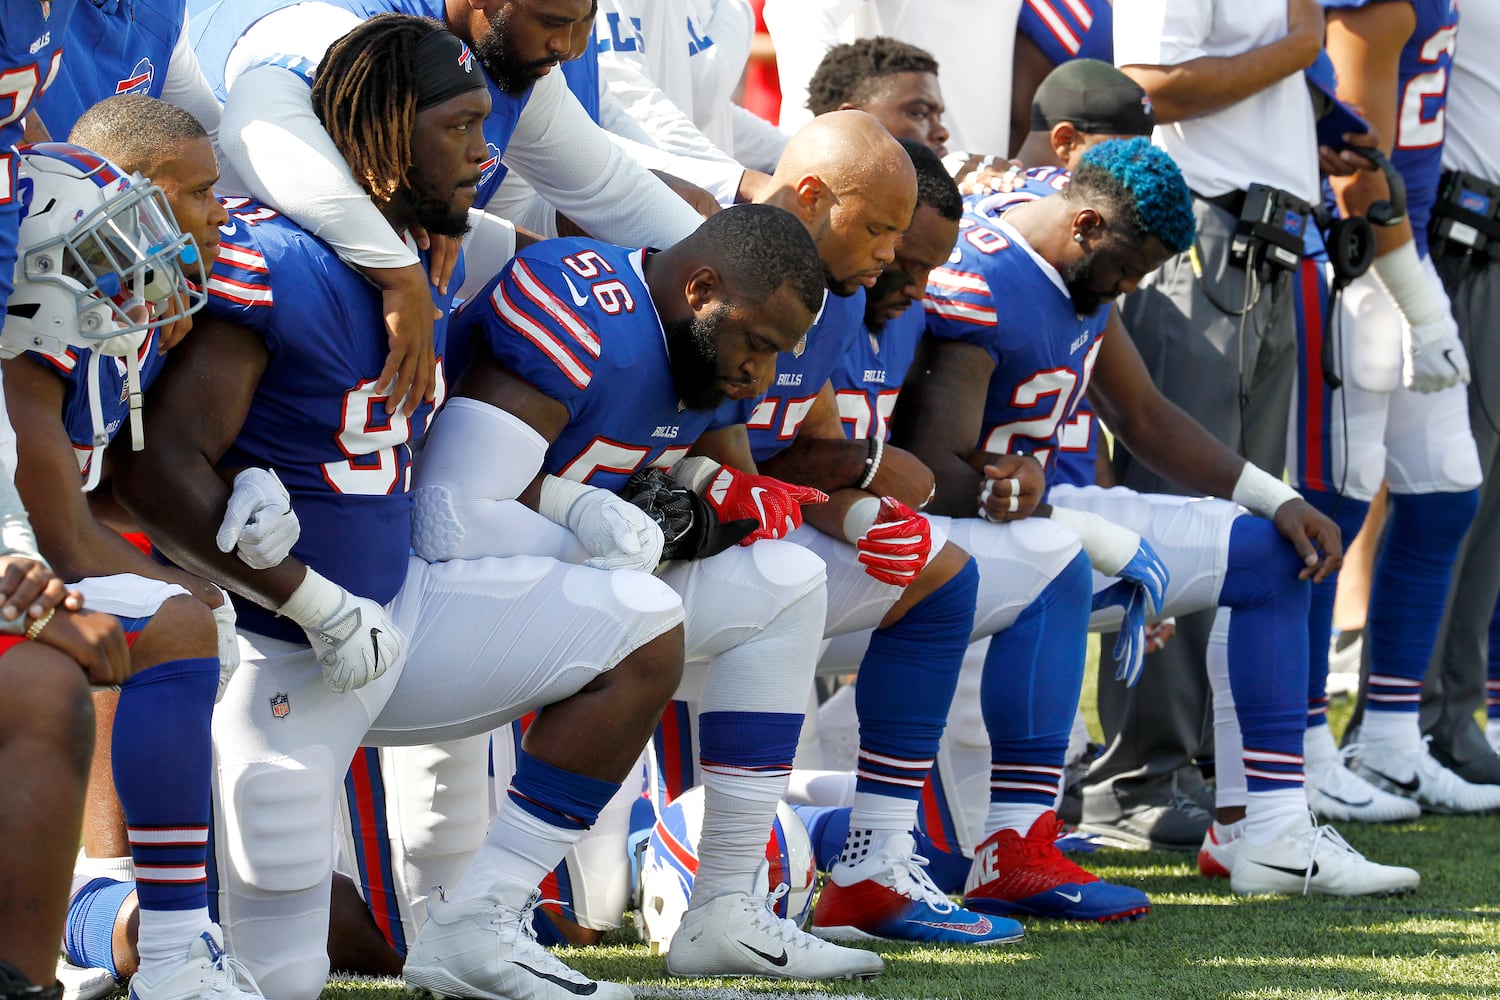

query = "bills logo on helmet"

[
  {"left": 115, "top": 57, "right": 154, "bottom": 96},
  {"left": 479, "top": 143, "right": 501, "bottom": 185}
]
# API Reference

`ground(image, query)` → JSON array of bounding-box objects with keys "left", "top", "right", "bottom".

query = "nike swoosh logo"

[
  {"left": 562, "top": 274, "right": 590, "bottom": 308},
  {"left": 1316, "top": 789, "right": 1374, "bottom": 808},
  {"left": 370, "top": 627, "right": 382, "bottom": 669},
  {"left": 513, "top": 963, "right": 598, "bottom": 995},
  {"left": 737, "top": 940, "right": 788, "bottom": 967},
  {"left": 1257, "top": 861, "right": 1320, "bottom": 879},
  {"left": 1366, "top": 767, "right": 1421, "bottom": 794},
  {"left": 1054, "top": 890, "right": 1083, "bottom": 902},
  {"left": 749, "top": 486, "right": 771, "bottom": 527}
]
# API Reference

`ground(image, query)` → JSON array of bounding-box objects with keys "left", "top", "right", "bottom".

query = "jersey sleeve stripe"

[
  {"left": 215, "top": 244, "right": 269, "bottom": 273},
  {"left": 1024, "top": 0, "right": 1083, "bottom": 55},
  {"left": 1060, "top": 0, "right": 1094, "bottom": 30},
  {"left": 929, "top": 268, "right": 993, "bottom": 296},
  {"left": 512, "top": 260, "right": 602, "bottom": 358},
  {"left": 494, "top": 282, "right": 592, "bottom": 390},
  {"left": 925, "top": 298, "right": 998, "bottom": 325},
  {"left": 207, "top": 274, "right": 273, "bottom": 307}
]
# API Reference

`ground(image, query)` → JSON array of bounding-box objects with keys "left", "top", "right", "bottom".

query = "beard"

[
  {"left": 1062, "top": 250, "right": 1111, "bottom": 317},
  {"left": 863, "top": 269, "right": 910, "bottom": 332},
  {"left": 395, "top": 173, "right": 475, "bottom": 239},
  {"left": 474, "top": 7, "right": 560, "bottom": 95},
  {"left": 666, "top": 304, "right": 739, "bottom": 410}
]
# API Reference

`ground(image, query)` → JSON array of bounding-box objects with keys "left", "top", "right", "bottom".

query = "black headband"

[{"left": 412, "top": 29, "right": 486, "bottom": 112}]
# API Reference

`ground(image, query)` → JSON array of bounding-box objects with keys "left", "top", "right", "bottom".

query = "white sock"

[
  {"left": 691, "top": 771, "right": 785, "bottom": 905},
  {"left": 1244, "top": 790, "right": 1310, "bottom": 846},
  {"left": 985, "top": 802, "right": 1049, "bottom": 837},
  {"left": 134, "top": 907, "right": 212, "bottom": 976},
  {"left": 452, "top": 805, "right": 580, "bottom": 907},
  {"left": 844, "top": 790, "right": 917, "bottom": 858},
  {"left": 1303, "top": 724, "right": 1339, "bottom": 774},
  {"left": 1486, "top": 719, "right": 1500, "bottom": 750},
  {"left": 1211, "top": 818, "right": 1244, "bottom": 844},
  {"left": 71, "top": 853, "right": 133, "bottom": 900},
  {"left": 1359, "top": 710, "right": 1423, "bottom": 761}
]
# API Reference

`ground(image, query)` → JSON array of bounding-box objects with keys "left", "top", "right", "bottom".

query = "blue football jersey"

[
  {"left": 22, "top": 331, "right": 167, "bottom": 486},
  {"left": 190, "top": 0, "right": 528, "bottom": 204},
  {"left": 1, "top": 0, "right": 75, "bottom": 311},
  {"left": 829, "top": 299, "right": 923, "bottom": 443},
  {"left": 1017, "top": 0, "right": 1114, "bottom": 66},
  {"left": 742, "top": 290, "right": 864, "bottom": 465},
  {"left": 451, "top": 238, "right": 751, "bottom": 493},
  {"left": 1321, "top": 0, "right": 1458, "bottom": 255},
  {"left": 924, "top": 211, "right": 1108, "bottom": 481},
  {"left": 203, "top": 197, "right": 457, "bottom": 640},
  {"left": 35, "top": 0, "right": 182, "bottom": 139}
]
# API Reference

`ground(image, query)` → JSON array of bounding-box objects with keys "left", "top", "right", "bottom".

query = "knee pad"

[
  {"left": 223, "top": 749, "right": 335, "bottom": 893},
  {"left": 252, "top": 950, "right": 331, "bottom": 1000},
  {"left": 1223, "top": 516, "right": 1307, "bottom": 607},
  {"left": 388, "top": 739, "right": 491, "bottom": 860}
]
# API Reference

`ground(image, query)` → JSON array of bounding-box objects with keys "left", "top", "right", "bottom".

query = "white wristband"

[
  {"left": 1046, "top": 506, "right": 1140, "bottom": 577},
  {"left": 278, "top": 567, "right": 344, "bottom": 629},
  {"left": 842, "top": 496, "right": 881, "bottom": 543},
  {"left": 1231, "top": 464, "right": 1300, "bottom": 519},
  {"left": 537, "top": 474, "right": 596, "bottom": 528},
  {"left": 1370, "top": 241, "right": 1448, "bottom": 331}
]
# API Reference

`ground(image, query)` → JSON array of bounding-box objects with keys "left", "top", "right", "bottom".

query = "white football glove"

[
  {"left": 211, "top": 588, "right": 239, "bottom": 703},
  {"left": 1370, "top": 241, "right": 1470, "bottom": 394},
  {"left": 278, "top": 568, "right": 402, "bottom": 694},
  {"left": 216, "top": 468, "right": 301, "bottom": 569},
  {"left": 538, "top": 474, "right": 664, "bottom": 573},
  {"left": 1403, "top": 316, "right": 1470, "bottom": 394}
]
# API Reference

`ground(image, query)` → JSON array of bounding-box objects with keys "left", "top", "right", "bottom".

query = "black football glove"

[{"left": 620, "top": 468, "right": 758, "bottom": 561}]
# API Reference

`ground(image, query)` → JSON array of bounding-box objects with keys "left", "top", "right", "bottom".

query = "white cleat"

[
  {"left": 1306, "top": 746, "right": 1421, "bottom": 823},
  {"left": 57, "top": 961, "right": 119, "bottom": 1000},
  {"left": 1230, "top": 822, "right": 1419, "bottom": 897},
  {"left": 404, "top": 890, "right": 631, "bottom": 1000},
  {"left": 126, "top": 927, "right": 263, "bottom": 1000},
  {"left": 1353, "top": 740, "right": 1500, "bottom": 815},
  {"left": 666, "top": 864, "right": 883, "bottom": 981}
]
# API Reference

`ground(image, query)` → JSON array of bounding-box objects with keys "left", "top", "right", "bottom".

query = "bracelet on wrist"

[
  {"left": 25, "top": 606, "right": 56, "bottom": 641},
  {"left": 858, "top": 436, "right": 885, "bottom": 491}
]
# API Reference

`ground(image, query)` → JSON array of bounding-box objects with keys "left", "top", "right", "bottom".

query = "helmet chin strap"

[{"left": 81, "top": 342, "right": 147, "bottom": 494}]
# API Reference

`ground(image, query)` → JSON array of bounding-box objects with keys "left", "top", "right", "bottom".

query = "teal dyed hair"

[{"left": 1070, "top": 137, "right": 1196, "bottom": 253}]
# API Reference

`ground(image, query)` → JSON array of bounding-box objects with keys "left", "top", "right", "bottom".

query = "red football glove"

[
  {"left": 697, "top": 463, "right": 829, "bottom": 544},
  {"left": 856, "top": 498, "right": 932, "bottom": 587}
]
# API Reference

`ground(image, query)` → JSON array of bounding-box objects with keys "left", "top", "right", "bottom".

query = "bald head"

[
  {"left": 764, "top": 111, "right": 917, "bottom": 296},
  {"left": 773, "top": 109, "right": 916, "bottom": 200}
]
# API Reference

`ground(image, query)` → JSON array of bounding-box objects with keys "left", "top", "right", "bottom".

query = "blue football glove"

[{"left": 1090, "top": 538, "right": 1169, "bottom": 687}]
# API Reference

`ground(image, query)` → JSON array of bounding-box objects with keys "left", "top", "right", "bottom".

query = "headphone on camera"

[{"left": 1319, "top": 145, "right": 1407, "bottom": 388}]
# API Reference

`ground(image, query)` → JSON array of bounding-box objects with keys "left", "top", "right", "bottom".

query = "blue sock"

[
  {"left": 1220, "top": 518, "right": 1310, "bottom": 792},
  {"left": 65, "top": 877, "right": 135, "bottom": 977},
  {"left": 1298, "top": 488, "right": 1369, "bottom": 730},
  {"left": 342, "top": 748, "right": 408, "bottom": 957},
  {"left": 115, "top": 657, "right": 217, "bottom": 913},
  {"left": 508, "top": 749, "right": 619, "bottom": 831},
  {"left": 853, "top": 558, "right": 978, "bottom": 804},
  {"left": 1365, "top": 490, "right": 1479, "bottom": 716},
  {"left": 982, "top": 551, "right": 1091, "bottom": 812}
]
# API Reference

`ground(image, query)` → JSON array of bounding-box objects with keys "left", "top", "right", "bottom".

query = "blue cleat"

[
  {"left": 811, "top": 833, "right": 1023, "bottom": 945},
  {"left": 963, "top": 812, "right": 1150, "bottom": 922}
]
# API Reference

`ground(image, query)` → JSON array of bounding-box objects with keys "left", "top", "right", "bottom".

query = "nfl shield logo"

[
  {"left": 269, "top": 692, "right": 291, "bottom": 719},
  {"left": 792, "top": 335, "right": 807, "bottom": 358}
]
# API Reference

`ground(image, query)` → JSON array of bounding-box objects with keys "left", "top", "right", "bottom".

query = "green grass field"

[{"left": 324, "top": 656, "right": 1500, "bottom": 1000}]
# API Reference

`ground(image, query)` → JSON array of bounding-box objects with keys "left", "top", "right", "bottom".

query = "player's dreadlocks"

[
  {"left": 806, "top": 36, "right": 939, "bottom": 117},
  {"left": 311, "top": 13, "right": 440, "bottom": 204}
]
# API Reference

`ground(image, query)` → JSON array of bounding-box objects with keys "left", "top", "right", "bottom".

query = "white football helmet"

[
  {"left": 3, "top": 141, "right": 205, "bottom": 361},
  {"left": 4, "top": 143, "right": 207, "bottom": 487},
  {"left": 636, "top": 785, "right": 817, "bottom": 953}
]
